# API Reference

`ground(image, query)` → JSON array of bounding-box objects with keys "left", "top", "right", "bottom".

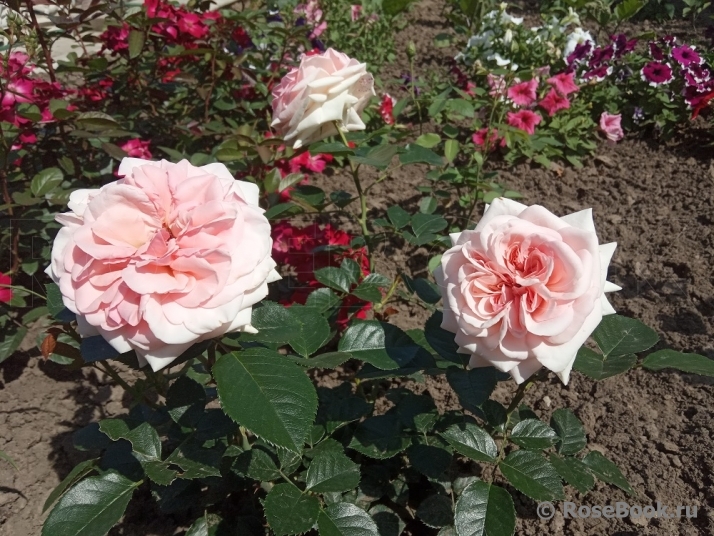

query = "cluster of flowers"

[
  {"left": 1, "top": 51, "right": 68, "bottom": 148},
  {"left": 272, "top": 222, "right": 371, "bottom": 328}
]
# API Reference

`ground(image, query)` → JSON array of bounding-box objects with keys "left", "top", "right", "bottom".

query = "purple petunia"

[
  {"left": 566, "top": 42, "right": 593, "bottom": 65},
  {"left": 684, "top": 63, "right": 712, "bottom": 86},
  {"left": 641, "top": 61, "right": 673, "bottom": 87},
  {"left": 649, "top": 42, "right": 664, "bottom": 61},
  {"left": 671, "top": 45, "right": 701, "bottom": 66},
  {"left": 589, "top": 45, "right": 614, "bottom": 67},
  {"left": 583, "top": 65, "right": 612, "bottom": 82},
  {"left": 611, "top": 34, "right": 637, "bottom": 57},
  {"left": 660, "top": 35, "right": 677, "bottom": 46}
]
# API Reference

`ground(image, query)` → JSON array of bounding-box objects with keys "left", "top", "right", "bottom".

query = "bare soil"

[{"left": 1, "top": 1, "right": 713, "bottom": 535}]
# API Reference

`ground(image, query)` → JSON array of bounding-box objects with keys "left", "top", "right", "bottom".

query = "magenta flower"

[
  {"left": 589, "top": 45, "right": 614, "bottom": 67},
  {"left": 599, "top": 112, "right": 623, "bottom": 142},
  {"left": 120, "top": 139, "right": 152, "bottom": 159},
  {"left": 177, "top": 12, "right": 209, "bottom": 39},
  {"left": 507, "top": 79, "right": 538, "bottom": 107},
  {"left": 539, "top": 89, "right": 570, "bottom": 117},
  {"left": 671, "top": 45, "right": 701, "bottom": 67},
  {"left": 472, "top": 127, "right": 505, "bottom": 151},
  {"left": 641, "top": 61, "right": 673, "bottom": 87},
  {"left": 507, "top": 110, "right": 542, "bottom": 135},
  {"left": 583, "top": 65, "right": 612, "bottom": 82},
  {"left": 0, "top": 273, "right": 12, "bottom": 303},
  {"left": 566, "top": 42, "right": 592, "bottom": 65},
  {"left": 547, "top": 72, "right": 579, "bottom": 96},
  {"left": 648, "top": 42, "right": 664, "bottom": 61},
  {"left": 1, "top": 79, "right": 34, "bottom": 108},
  {"left": 611, "top": 34, "right": 637, "bottom": 57}
]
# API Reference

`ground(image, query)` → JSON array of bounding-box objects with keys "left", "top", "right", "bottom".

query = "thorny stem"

[{"left": 409, "top": 56, "right": 423, "bottom": 134}]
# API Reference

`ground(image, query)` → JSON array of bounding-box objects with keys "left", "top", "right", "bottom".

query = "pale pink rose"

[
  {"left": 271, "top": 48, "right": 375, "bottom": 149},
  {"left": 599, "top": 112, "right": 623, "bottom": 142},
  {"left": 45, "top": 158, "right": 280, "bottom": 371},
  {"left": 435, "top": 198, "right": 620, "bottom": 384}
]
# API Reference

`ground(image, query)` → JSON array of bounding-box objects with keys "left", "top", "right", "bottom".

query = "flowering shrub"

[{"left": 1, "top": 1, "right": 714, "bottom": 536}]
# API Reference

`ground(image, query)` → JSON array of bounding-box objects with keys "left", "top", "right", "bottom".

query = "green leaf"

[
  {"left": 338, "top": 321, "right": 422, "bottom": 370},
  {"left": 291, "top": 351, "right": 351, "bottom": 369},
  {"left": 264, "top": 483, "right": 320, "bottom": 536},
  {"left": 573, "top": 347, "right": 636, "bottom": 380},
  {"left": 287, "top": 305, "right": 331, "bottom": 357},
  {"left": 251, "top": 302, "right": 301, "bottom": 343},
  {"left": 350, "top": 145, "right": 398, "bottom": 169},
  {"left": 581, "top": 451, "right": 634, "bottom": 495},
  {"left": 415, "top": 133, "right": 441, "bottom": 149},
  {"left": 164, "top": 439, "right": 221, "bottom": 479},
  {"left": 387, "top": 205, "right": 410, "bottom": 228},
  {"left": 419, "top": 196, "right": 438, "bottom": 214},
  {"left": 233, "top": 444, "right": 281, "bottom": 481},
  {"left": 318, "top": 503, "right": 379, "bottom": 536},
  {"left": 509, "top": 419, "right": 558, "bottom": 450},
  {"left": 424, "top": 311, "right": 465, "bottom": 364},
  {"left": 615, "top": 0, "right": 645, "bottom": 21},
  {"left": 42, "top": 472, "right": 140, "bottom": 536},
  {"left": 309, "top": 142, "right": 354, "bottom": 156},
  {"left": 549, "top": 454, "right": 595, "bottom": 495},
  {"left": 499, "top": 450, "right": 564, "bottom": 502},
  {"left": 31, "top": 168, "right": 64, "bottom": 197},
  {"left": 74, "top": 111, "right": 120, "bottom": 131},
  {"left": 306, "top": 288, "right": 341, "bottom": 312},
  {"left": 454, "top": 481, "right": 516, "bottom": 536},
  {"left": 550, "top": 409, "right": 587, "bottom": 455},
  {"left": 642, "top": 349, "right": 714, "bottom": 376},
  {"left": 128, "top": 30, "right": 145, "bottom": 59},
  {"left": 306, "top": 440, "right": 361, "bottom": 493},
  {"left": 446, "top": 368, "right": 498, "bottom": 412},
  {"left": 214, "top": 348, "right": 318, "bottom": 452},
  {"left": 593, "top": 315, "right": 659, "bottom": 357},
  {"left": 441, "top": 423, "right": 497, "bottom": 462},
  {"left": 382, "top": 0, "right": 413, "bottom": 17},
  {"left": 411, "top": 213, "right": 447, "bottom": 237},
  {"left": 416, "top": 494, "right": 453, "bottom": 528},
  {"left": 352, "top": 274, "right": 390, "bottom": 303},
  {"left": 444, "top": 139, "right": 459, "bottom": 163},
  {"left": 46, "top": 284, "right": 73, "bottom": 321},
  {"left": 264, "top": 168, "right": 282, "bottom": 193},
  {"left": 402, "top": 275, "right": 441, "bottom": 304},
  {"left": 314, "top": 267, "right": 353, "bottom": 294},
  {"left": 0, "top": 326, "right": 27, "bottom": 364},
  {"left": 43, "top": 459, "right": 98, "bottom": 513},
  {"left": 185, "top": 513, "right": 226, "bottom": 536},
  {"left": 399, "top": 144, "right": 443, "bottom": 166},
  {"left": 407, "top": 444, "right": 452, "bottom": 479},
  {"left": 349, "top": 414, "right": 410, "bottom": 459},
  {"left": 341, "top": 258, "right": 362, "bottom": 285},
  {"left": 279, "top": 172, "right": 305, "bottom": 193},
  {"left": 166, "top": 376, "right": 206, "bottom": 428}
]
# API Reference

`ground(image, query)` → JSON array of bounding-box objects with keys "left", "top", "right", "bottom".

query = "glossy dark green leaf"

[
  {"left": 44, "top": 284, "right": 74, "bottom": 322},
  {"left": 550, "top": 409, "right": 587, "bottom": 455},
  {"left": 31, "top": 168, "right": 63, "bottom": 197},
  {"left": 499, "top": 450, "right": 564, "bottom": 502},
  {"left": 214, "top": 348, "right": 317, "bottom": 452},
  {"left": 251, "top": 302, "right": 301, "bottom": 344},
  {"left": 80, "top": 336, "right": 120, "bottom": 363},
  {"left": 573, "top": 347, "right": 637, "bottom": 380},
  {"left": 338, "top": 321, "right": 421, "bottom": 370},
  {"left": 424, "top": 311, "right": 466, "bottom": 365},
  {"left": 0, "top": 326, "right": 28, "bottom": 364},
  {"left": 233, "top": 444, "right": 281, "bottom": 481},
  {"left": 454, "top": 481, "right": 516, "bottom": 536},
  {"left": 318, "top": 503, "right": 379, "bottom": 536},
  {"left": 305, "top": 288, "right": 341, "bottom": 312},
  {"left": 42, "top": 472, "right": 140, "bottom": 536},
  {"left": 592, "top": 315, "right": 659, "bottom": 357},
  {"left": 42, "top": 459, "right": 98, "bottom": 513},
  {"left": 402, "top": 275, "right": 441, "bottom": 304},
  {"left": 263, "top": 483, "right": 320, "bottom": 536},
  {"left": 446, "top": 368, "right": 499, "bottom": 412},
  {"left": 549, "top": 454, "right": 595, "bottom": 494},
  {"left": 642, "top": 349, "right": 714, "bottom": 377},
  {"left": 411, "top": 213, "right": 447, "bottom": 237},
  {"left": 417, "top": 494, "right": 453, "bottom": 528},
  {"left": 166, "top": 376, "right": 206, "bottom": 428},
  {"left": 581, "top": 451, "right": 634, "bottom": 495},
  {"left": 509, "top": 419, "right": 558, "bottom": 450},
  {"left": 286, "top": 305, "right": 331, "bottom": 357},
  {"left": 349, "top": 414, "right": 410, "bottom": 459},
  {"left": 350, "top": 144, "right": 399, "bottom": 169},
  {"left": 352, "top": 274, "right": 391, "bottom": 303},
  {"left": 127, "top": 29, "right": 145, "bottom": 58},
  {"left": 407, "top": 444, "right": 452, "bottom": 479},
  {"left": 387, "top": 205, "right": 410, "bottom": 229},
  {"left": 306, "top": 440, "right": 361, "bottom": 493},
  {"left": 399, "top": 144, "right": 443, "bottom": 166},
  {"left": 440, "top": 423, "right": 497, "bottom": 463},
  {"left": 315, "top": 267, "right": 353, "bottom": 294}
]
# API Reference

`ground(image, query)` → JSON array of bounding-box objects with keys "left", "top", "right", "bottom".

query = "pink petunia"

[
  {"left": 546, "top": 72, "right": 579, "bottom": 96},
  {"left": 599, "top": 112, "right": 623, "bottom": 142},
  {"left": 472, "top": 128, "right": 505, "bottom": 151},
  {"left": 507, "top": 79, "right": 538, "bottom": 107},
  {"left": 487, "top": 73, "right": 508, "bottom": 98},
  {"left": 539, "top": 89, "right": 570, "bottom": 117},
  {"left": 506, "top": 110, "right": 542, "bottom": 135}
]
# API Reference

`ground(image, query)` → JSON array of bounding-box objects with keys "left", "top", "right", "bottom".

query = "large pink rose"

[
  {"left": 435, "top": 198, "right": 620, "bottom": 384},
  {"left": 271, "top": 48, "right": 375, "bottom": 149},
  {"left": 45, "top": 158, "right": 280, "bottom": 371}
]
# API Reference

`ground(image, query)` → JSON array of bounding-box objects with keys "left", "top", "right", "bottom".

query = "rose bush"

[
  {"left": 45, "top": 158, "right": 279, "bottom": 370},
  {"left": 270, "top": 48, "right": 376, "bottom": 148},
  {"left": 436, "top": 198, "right": 619, "bottom": 384}
]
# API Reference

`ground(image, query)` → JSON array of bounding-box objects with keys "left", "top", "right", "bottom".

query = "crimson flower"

[
  {"left": 539, "top": 89, "right": 570, "bottom": 117},
  {"left": 641, "top": 62, "right": 673, "bottom": 86},
  {"left": 0, "top": 273, "right": 12, "bottom": 303},
  {"left": 506, "top": 110, "right": 542, "bottom": 135},
  {"left": 507, "top": 79, "right": 538, "bottom": 107},
  {"left": 379, "top": 93, "right": 396, "bottom": 125},
  {"left": 546, "top": 72, "right": 579, "bottom": 96}
]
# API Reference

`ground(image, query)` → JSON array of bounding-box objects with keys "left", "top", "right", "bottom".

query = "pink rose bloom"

[
  {"left": 45, "top": 158, "right": 280, "bottom": 371},
  {"left": 547, "top": 72, "right": 579, "bottom": 96},
  {"left": 178, "top": 12, "right": 209, "bottom": 39},
  {"left": 0, "top": 273, "right": 12, "bottom": 303},
  {"left": 539, "top": 88, "right": 570, "bottom": 117},
  {"left": 1, "top": 79, "right": 35, "bottom": 108},
  {"left": 271, "top": 48, "right": 375, "bottom": 149},
  {"left": 507, "top": 79, "right": 538, "bottom": 107},
  {"left": 120, "top": 139, "right": 152, "bottom": 159},
  {"left": 506, "top": 110, "right": 542, "bottom": 135},
  {"left": 350, "top": 5, "right": 362, "bottom": 21},
  {"left": 599, "top": 112, "right": 623, "bottom": 142},
  {"left": 436, "top": 198, "right": 620, "bottom": 384}
]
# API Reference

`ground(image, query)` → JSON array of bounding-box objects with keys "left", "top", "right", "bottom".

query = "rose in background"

[
  {"left": 270, "top": 48, "right": 375, "bottom": 148},
  {"left": 436, "top": 198, "right": 620, "bottom": 384},
  {"left": 0, "top": 273, "right": 12, "bottom": 303},
  {"left": 45, "top": 158, "right": 280, "bottom": 371}
]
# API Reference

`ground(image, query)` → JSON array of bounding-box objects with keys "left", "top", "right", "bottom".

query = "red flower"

[
  {"left": 379, "top": 93, "right": 396, "bottom": 125},
  {"left": 546, "top": 72, "right": 579, "bottom": 96},
  {"left": 178, "top": 12, "right": 209, "bottom": 39},
  {"left": 120, "top": 139, "right": 152, "bottom": 159},
  {"left": 472, "top": 128, "right": 505, "bottom": 151},
  {"left": 691, "top": 90, "right": 714, "bottom": 119},
  {"left": 538, "top": 89, "right": 570, "bottom": 117},
  {"left": 0, "top": 273, "right": 12, "bottom": 303},
  {"left": 507, "top": 79, "right": 538, "bottom": 107},
  {"left": 100, "top": 22, "right": 130, "bottom": 54},
  {"left": 506, "top": 110, "right": 542, "bottom": 135},
  {"left": 288, "top": 151, "right": 333, "bottom": 174}
]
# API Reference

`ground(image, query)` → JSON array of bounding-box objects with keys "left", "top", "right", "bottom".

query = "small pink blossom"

[
  {"left": 539, "top": 89, "right": 570, "bottom": 117},
  {"left": 599, "top": 112, "right": 623, "bottom": 142},
  {"left": 472, "top": 128, "right": 505, "bottom": 151},
  {"left": 487, "top": 73, "right": 509, "bottom": 98},
  {"left": 546, "top": 72, "right": 579, "bottom": 96},
  {"left": 506, "top": 110, "right": 542, "bottom": 135},
  {"left": 178, "top": 13, "right": 209, "bottom": 39},
  {"left": 0, "top": 273, "right": 12, "bottom": 303},
  {"left": 507, "top": 79, "right": 538, "bottom": 107},
  {"left": 350, "top": 5, "right": 362, "bottom": 21},
  {"left": 120, "top": 139, "right": 153, "bottom": 159}
]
